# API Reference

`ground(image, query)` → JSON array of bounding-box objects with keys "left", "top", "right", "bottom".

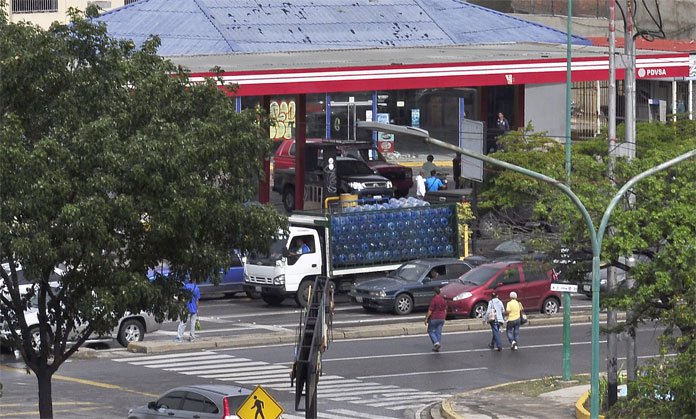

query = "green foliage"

[
  {"left": 0, "top": 5, "right": 286, "bottom": 407},
  {"left": 479, "top": 120, "right": 695, "bottom": 417}
]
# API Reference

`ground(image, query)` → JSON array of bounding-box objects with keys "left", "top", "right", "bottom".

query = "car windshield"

[
  {"left": 336, "top": 159, "right": 375, "bottom": 176},
  {"left": 247, "top": 237, "right": 288, "bottom": 266},
  {"left": 458, "top": 266, "right": 500, "bottom": 285},
  {"left": 389, "top": 263, "right": 429, "bottom": 282}
]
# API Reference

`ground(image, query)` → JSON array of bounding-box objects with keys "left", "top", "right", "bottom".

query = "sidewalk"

[{"left": 441, "top": 381, "right": 590, "bottom": 419}]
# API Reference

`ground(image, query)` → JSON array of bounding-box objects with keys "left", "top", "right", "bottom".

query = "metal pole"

[
  {"left": 565, "top": 0, "right": 573, "bottom": 183},
  {"left": 625, "top": 0, "right": 636, "bottom": 158},
  {"left": 356, "top": 121, "right": 696, "bottom": 419},
  {"left": 560, "top": 0, "right": 574, "bottom": 382},
  {"left": 606, "top": 0, "right": 619, "bottom": 407}
]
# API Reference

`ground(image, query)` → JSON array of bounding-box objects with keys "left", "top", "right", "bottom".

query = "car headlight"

[
  {"left": 370, "top": 290, "right": 387, "bottom": 298},
  {"left": 386, "top": 181, "right": 393, "bottom": 188},
  {"left": 600, "top": 279, "right": 607, "bottom": 285},
  {"left": 453, "top": 292, "right": 473, "bottom": 301},
  {"left": 348, "top": 181, "right": 366, "bottom": 191},
  {"left": 273, "top": 274, "right": 285, "bottom": 285}
]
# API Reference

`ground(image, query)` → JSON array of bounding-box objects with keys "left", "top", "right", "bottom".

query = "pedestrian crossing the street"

[{"left": 113, "top": 351, "right": 448, "bottom": 415}]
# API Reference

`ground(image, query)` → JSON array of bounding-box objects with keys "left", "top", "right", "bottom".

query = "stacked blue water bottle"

[{"left": 331, "top": 198, "right": 457, "bottom": 267}]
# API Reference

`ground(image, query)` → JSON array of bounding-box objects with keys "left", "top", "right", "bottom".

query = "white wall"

[
  {"left": 5, "top": 0, "right": 127, "bottom": 29},
  {"left": 524, "top": 83, "right": 566, "bottom": 142}
]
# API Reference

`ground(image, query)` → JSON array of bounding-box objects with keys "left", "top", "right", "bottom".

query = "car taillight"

[{"left": 222, "top": 396, "right": 232, "bottom": 419}]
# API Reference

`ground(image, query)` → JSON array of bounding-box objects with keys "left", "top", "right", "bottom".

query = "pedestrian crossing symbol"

[{"left": 237, "top": 385, "right": 283, "bottom": 419}]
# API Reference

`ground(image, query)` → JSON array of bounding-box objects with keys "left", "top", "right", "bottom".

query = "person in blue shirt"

[
  {"left": 425, "top": 170, "right": 444, "bottom": 192},
  {"left": 290, "top": 237, "right": 311, "bottom": 256},
  {"left": 175, "top": 275, "right": 200, "bottom": 342}
]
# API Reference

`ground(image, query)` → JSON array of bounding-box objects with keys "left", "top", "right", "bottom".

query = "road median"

[{"left": 127, "top": 311, "right": 610, "bottom": 354}]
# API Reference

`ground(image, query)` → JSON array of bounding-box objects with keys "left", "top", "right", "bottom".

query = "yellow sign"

[{"left": 236, "top": 385, "right": 284, "bottom": 419}]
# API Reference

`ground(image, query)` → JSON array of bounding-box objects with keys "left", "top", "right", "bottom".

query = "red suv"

[
  {"left": 441, "top": 261, "right": 561, "bottom": 318},
  {"left": 273, "top": 138, "right": 413, "bottom": 197}
]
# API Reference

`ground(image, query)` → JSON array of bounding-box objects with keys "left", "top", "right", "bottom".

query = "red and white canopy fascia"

[{"left": 189, "top": 53, "right": 690, "bottom": 97}]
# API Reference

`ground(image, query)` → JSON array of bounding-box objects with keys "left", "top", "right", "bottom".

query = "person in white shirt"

[{"left": 415, "top": 170, "right": 426, "bottom": 199}]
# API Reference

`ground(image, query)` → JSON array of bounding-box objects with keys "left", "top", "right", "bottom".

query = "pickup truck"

[
  {"left": 274, "top": 138, "right": 413, "bottom": 198},
  {"left": 273, "top": 141, "right": 394, "bottom": 212}
]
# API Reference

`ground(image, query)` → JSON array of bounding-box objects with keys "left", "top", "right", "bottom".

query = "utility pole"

[
  {"left": 606, "top": 0, "right": 619, "bottom": 407},
  {"left": 624, "top": 0, "right": 639, "bottom": 384}
]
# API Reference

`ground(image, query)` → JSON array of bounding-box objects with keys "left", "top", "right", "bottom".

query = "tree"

[
  {"left": 0, "top": 7, "right": 286, "bottom": 418},
  {"left": 479, "top": 121, "right": 696, "bottom": 416}
]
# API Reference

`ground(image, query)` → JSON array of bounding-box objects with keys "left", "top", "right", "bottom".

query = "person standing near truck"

[
  {"left": 415, "top": 171, "right": 426, "bottom": 199},
  {"left": 452, "top": 153, "right": 462, "bottom": 189},
  {"left": 422, "top": 154, "right": 438, "bottom": 177},
  {"left": 425, "top": 170, "right": 445, "bottom": 192}
]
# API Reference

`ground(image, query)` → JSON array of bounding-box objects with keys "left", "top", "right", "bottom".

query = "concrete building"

[{"left": 3, "top": 0, "right": 133, "bottom": 28}]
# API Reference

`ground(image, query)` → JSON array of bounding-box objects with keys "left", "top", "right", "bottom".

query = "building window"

[
  {"left": 11, "top": 0, "right": 58, "bottom": 13},
  {"left": 125, "top": 0, "right": 138, "bottom": 4}
]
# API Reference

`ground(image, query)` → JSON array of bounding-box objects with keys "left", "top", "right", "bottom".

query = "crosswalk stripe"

[
  {"left": 113, "top": 351, "right": 219, "bottom": 362},
  {"left": 316, "top": 379, "right": 363, "bottom": 387},
  {"left": 319, "top": 387, "right": 405, "bottom": 397},
  {"left": 173, "top": 364, "right": 283, "bottom": 375},
  {"left": 203, "top": 370, "right": 289, "bottom": 380},
  {"left": 131, "top": 357, "right": 248, "bottom": 368},
  {"left": 328, "top": 408, "right": 400, "bottom": 419},
  {"left": 364, "top": 395, "right": 447, "bottom": 407},
  {"left": 163, "top": 361, "right": 268, "bottom": 372}
]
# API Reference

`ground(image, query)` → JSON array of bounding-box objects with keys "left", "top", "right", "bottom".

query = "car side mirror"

[{"left": 147, "top": 401, "right": 158, "bottom": 410}]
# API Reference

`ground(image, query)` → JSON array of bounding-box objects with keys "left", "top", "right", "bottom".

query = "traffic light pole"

[{"left": 357, "top": 120, "right": 696, "bottom": 419}]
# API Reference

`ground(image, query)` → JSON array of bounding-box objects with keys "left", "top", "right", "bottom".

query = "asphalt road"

[
  {"left": 143, "top": 291, "right": 593, "bottom": 345},
  {"left": 0, "top": 321, "right": 663, "bottom": 418}
]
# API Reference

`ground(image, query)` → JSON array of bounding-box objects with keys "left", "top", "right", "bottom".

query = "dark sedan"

[
  {"left": 349, "top": 258, "right": 481, "bottom": 315},
  {"left": 128, "top": 384, "right": 251, "bottom": 419}
]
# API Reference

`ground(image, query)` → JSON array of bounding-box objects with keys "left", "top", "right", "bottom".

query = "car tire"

[
  {"left": 117, "top": 319, "right": 145, "bottom": 347},
  {"left": 393, "top": 294, "right": 413, "bottom": 315},
  {"left": 471, "top": 302, "right": 488, "bottom": 319},
  {"left": 245, "top": 289, "right": 261, "bottom": 299},
  {"left": 261, "top": 293, "right": 285, "bottom": 306},
  {"left": 295, "top": 280, "right": 314, "bottom": 308},
  {"left": 542, "top": 297, "right": 560, "bottom": 315},
  {"left": 282, "top": 186, "right": 295, "bottom": 213}
]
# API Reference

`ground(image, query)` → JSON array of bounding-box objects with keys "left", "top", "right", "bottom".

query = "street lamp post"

[{"left": 356, "top": 120, "right": 696, "bottom": 419}]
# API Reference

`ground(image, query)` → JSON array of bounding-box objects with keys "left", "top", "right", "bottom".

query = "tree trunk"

[{"left": 37, "top": 368, "right": 54, "bottom": 419}]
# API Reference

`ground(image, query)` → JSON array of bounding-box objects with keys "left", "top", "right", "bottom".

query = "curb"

[
  {"left": 128, "top": 312, "right": 609, "bottom": 354},
  {"left": 398, "top": 160, "right": 453, "bottom": 168},
  {"left": 576, "top": 390, "right": 605, "bottom": 419}
]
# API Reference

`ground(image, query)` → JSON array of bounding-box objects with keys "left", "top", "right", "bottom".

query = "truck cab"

[{"left": 244, "top": 226, "right": 323, "bottom": 306}]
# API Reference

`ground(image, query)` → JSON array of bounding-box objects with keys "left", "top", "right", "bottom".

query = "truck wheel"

[
  {"left": 471, "top": 302, "right": 487, "bottom": 319},
  {"left": 245, "top": 289, "right": 261, "bottom": 299},
  {"left": 282, "top": 187, "right": 295, "bottom": 212},
  {"left": 394, "top": 294, "right": 413, "bottom": 315},
  {"left": 295, "top": 280, "right": 313, "bottom": 308},
  {"left": 117, "top": 319, "right": 145, "bottom": 347},
  {"left": 261, "top": 293, "right": 285, "bottom": 306}
]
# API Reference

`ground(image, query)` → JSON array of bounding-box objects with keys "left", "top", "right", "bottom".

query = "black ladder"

[{"left": 291, "top": 276, "right": 333, "bottom": 418}]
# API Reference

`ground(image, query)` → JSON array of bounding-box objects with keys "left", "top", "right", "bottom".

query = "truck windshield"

[
  {"left": 389, "top": 263, "right": 429, "bottom": 282},
  {"left": 336, "top": 160, "right": 374, "bottom": 176},
  {"left": 247, "top": 239, "right": 287, "bottom": 266}
]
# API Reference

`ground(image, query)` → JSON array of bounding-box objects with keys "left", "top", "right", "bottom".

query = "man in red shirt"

[{"left": 425, "top": 287, "right": 447, "bottom": 352}]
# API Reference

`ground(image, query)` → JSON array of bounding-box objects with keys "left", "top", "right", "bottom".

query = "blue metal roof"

[{"left": 95, "top": 0, "right": 590, "bottom": 57}]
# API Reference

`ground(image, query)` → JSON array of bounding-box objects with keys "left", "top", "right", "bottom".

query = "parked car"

[
  {"left": 273, "top": 138, "right": 413, "bottom": 197},
  {"left": 0, "top": 285, "right": 161, "bottom": 350},
  {"left": 349, "top": 257, "right": 485, "bottom": 315},
  {"left": 441, "top": 261, "right": 561, "bottom": 318},
  {"left": 128, "top": 384, "right": 252, "bottom": 419},
  {"left": 147, "top": 251, "right": 254, "bottom": 298},
  {"left": 579, "top": 266, "right": 628, "bottom": 298}
]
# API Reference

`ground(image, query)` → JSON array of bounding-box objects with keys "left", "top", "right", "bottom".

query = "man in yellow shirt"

[{"left": 505, "top": 291, "right": 524, "bottom": 350}]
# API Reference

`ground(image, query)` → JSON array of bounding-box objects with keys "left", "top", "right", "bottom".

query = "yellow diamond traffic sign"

[{"left": 236, "top": 385, "right": 284, "bottom": 419}]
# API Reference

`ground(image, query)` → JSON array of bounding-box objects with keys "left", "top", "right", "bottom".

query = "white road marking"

[{"left": 357, "top": 367, "right": 487, "bottom": 379}]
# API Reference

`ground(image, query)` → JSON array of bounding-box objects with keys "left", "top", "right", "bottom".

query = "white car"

[{"left": 1, "top": 264, "right": 160, "bottom": 349}]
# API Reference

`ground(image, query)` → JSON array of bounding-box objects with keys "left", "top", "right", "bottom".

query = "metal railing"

[{"left": 11, "top": 0, "right": 58, "bottom": 13}]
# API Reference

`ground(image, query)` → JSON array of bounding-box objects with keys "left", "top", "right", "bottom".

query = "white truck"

[{"left": 244, "top": 201, "right": 459, "bottom": 307}]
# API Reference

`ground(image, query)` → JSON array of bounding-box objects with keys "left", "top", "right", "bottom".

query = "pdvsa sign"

[{"left": 637, "top": 67, "right": 668, "bottom": 78}]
